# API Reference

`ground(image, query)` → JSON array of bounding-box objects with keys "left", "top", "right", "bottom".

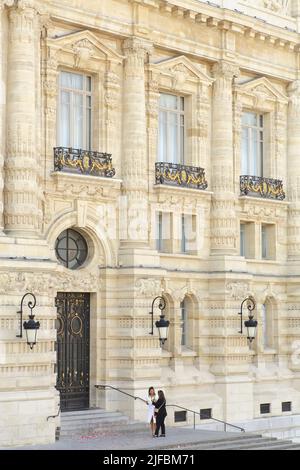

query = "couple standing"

[{"left": 146, "top": 387, "right": 167, "bottom": 438}]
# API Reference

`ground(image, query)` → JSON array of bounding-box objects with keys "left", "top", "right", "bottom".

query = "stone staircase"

[
  {"left": 58, "top": 408, "right": 144, "bottom": 438},
  {"left": 57, "top": 409, "right": 300, "bottom": 450},
  {"left": 162, "top": 434, "right": 300, "bottom": 450}
]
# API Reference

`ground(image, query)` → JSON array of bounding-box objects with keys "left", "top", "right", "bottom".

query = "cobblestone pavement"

[{"left": 3, "top": 427, "right": 236, "bottom": 450}]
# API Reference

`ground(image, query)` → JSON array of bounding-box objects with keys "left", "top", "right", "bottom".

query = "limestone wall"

[{"left": 1, "top": 0, "right": 300, "bottom": 446}]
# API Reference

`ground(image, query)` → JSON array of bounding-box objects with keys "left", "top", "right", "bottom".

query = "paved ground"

[{"left": 2, "top": 426, "right": 239, "bottom": 450}]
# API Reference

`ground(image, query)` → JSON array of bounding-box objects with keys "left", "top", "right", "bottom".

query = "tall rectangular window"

[
  {"left": 180, "top": 299, "right": 187, "bottom": 346},
  {"left": 261, "top": 225, "right": 268, "bottom": 260},
  {"left": 239, "top": 221, "right": 255, "bottom": 259},
  {"left": 261, "top": 224, "right": 276, "bottom": 260},
  {"left": 158, "top": 93, "right": 185, "bottom": 164},
  {"left": 241, "top": 112, "right": 264, "bottom": 177},
  {"left": 156, "top": 212, "right": 172, "bottom": 253},
  {"left": 58, "top": 71, "right": 92, "bottom": 149},
  {"left": 180, "top": 214, "right": 196, "bottom": 254},
  {"left": 181, "top": 214, "right": 186, "bottom": 253},
  {"left": 240, "top": 223, "right": 246, "bottom": 257}
]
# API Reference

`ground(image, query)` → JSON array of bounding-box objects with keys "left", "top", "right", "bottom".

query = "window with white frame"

[
  {"left": 241, "top": 112, "right": 264, "bottom": 177},
  {"left": 158, "top": 93, "right": 185, "bottom": 164},
  {"left": 58, "top": 71, "right": 92, "bottom": 149}
]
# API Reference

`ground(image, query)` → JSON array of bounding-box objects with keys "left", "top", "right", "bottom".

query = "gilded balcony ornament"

[
  {"left": 240, "top": 175, "right": 285, "bottom": 200},
  {"left": 54, "top": 147, "right": 116, "bottom": 178},
  {"left": 155, "top": 162, "right": 208, "bottom": 190}
]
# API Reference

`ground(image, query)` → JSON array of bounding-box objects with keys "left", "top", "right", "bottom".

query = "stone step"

[
  {"left": 58, "top": 408, "right": 135, "bottom": 438},
  {"left": 154, "top": 432, "right": 299, "bottom": 450},
  {"left": 251, "top": 442, "right": 300, "bottom": 450},
  {"left": 161, "top": 433, "right": 263, "bottom": 450},
  {"left": 60, "top": 420, "right": 129, "bottom": 432},
  {"left": 182, "top": 437, "right": 277, "bottom": 450},
  {"left": 61, "top": 412, "right": 126, "bottom": 423},
  {"left": 61, "top": 408, "right": 120, "bottom": 418},
  {"left": 210, "top": 439, "right": 294, "bottom": 450}
]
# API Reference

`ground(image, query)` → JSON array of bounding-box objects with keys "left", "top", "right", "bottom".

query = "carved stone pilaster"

[
  {"left": 105, "top": 68, "right": 121, "bottom": 157},
  {"left": 287, "top": 80, "right": 300, "bottom": 259},
  {"left": 121, "top": 37, "right": 152, "bottom": 246},
  {"left": 233, "top": 94, "right": 243, "bottom": 193},
  {"left": 4, "top": 1, "right": 41, "bottom": 234},
  {"left": 210, "top": 61, "right": 239, "bottom": 255},
  {"left": 195, "top": 84, "right": 210, "bottom": 170},
  {"left": 146, "top": 69, "right": 160, "bottom": 192}
]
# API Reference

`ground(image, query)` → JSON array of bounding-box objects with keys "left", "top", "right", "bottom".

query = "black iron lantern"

[
  {"left": 155, "top": 314, "right": 170, "bottom": 345},
  {"left": 238, "top": 297, "right": 257, "bottom": 343},
  {"left": 244, "top": 315, "right": 258, "bottom": 343},
  {"left": 149, "top": 296, "right": 170, "bottom": 345},
  {"left": 17, "top": 293, "right": 40, "bottom": 349}
]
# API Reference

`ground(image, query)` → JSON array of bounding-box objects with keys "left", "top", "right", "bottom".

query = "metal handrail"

[
  {"left": 167, "top": 404, "right": 245, "bottom": 432},
  {"left": 95, "top": 384, "right": 245, "bottom": 433},
  {"left": 95, "top": 384, "right": 147, "bottom": 404},
  {"left": 47, "top": 404, "right": 61, "bottom": 421}
]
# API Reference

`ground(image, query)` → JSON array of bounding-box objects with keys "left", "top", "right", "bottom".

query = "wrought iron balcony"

[
  {"left": 240, "top": 175, "right": 285, "bottom": 201},
  {"left": 155, "top": 162, "right": 208, "bottom": 190},
  {"left": 54, "top": 147, "right": 115, "bottom": 178}
]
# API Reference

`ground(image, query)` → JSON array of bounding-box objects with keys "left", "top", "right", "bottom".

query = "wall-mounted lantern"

[
  {"left": 149, "top": 296, "right": 169, "bottom": 345},
  {"left": 16, "top": 293, "right": 40, "bottom": 349},
  {"left": 238, "top": 297, "right": 258, "bottom": 343}
]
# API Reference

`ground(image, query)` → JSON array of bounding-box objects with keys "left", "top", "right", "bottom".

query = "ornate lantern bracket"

[
  {"left": 16, "top": 293, "right": 40, "bottom": 349},
  {"left": 238, "top": 297, "right": 258, "bottom": 343},
  {"left": 149, "top": 296, "right": 170, "bottom": 345}
]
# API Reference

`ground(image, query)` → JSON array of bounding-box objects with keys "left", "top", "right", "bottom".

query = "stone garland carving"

[
  {"left": 134, "top": 278, "right": 163, "bottom": 297},
  {"left": 0, "top": 271, "right": 100, "bottom": 295},
  {"left": 226, "top": 282, "right": 250, "bottom": 300},
  {"left": 263, "top": 0, "right": 290, "bottom": 14},
  {"left": 242, "top": 0, "right": 290, "bottom": 15}
]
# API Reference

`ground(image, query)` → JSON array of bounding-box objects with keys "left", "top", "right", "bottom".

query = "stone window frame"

[
  {"left": 43, "top": 30, "right": 123, "bottom": 180},
  {"left": 234, "top": 77, "right": 288, "bottom": 194},
  {"left": 147, "top": 55, "right": 214, "bottom": 185},
  {"left": 57, "top": 69, "right": 93, "bottom": 150}
]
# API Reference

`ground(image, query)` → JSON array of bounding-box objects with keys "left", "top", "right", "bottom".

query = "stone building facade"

[{"left": 1, "top": 0, "right": 300, "bottom": 447}]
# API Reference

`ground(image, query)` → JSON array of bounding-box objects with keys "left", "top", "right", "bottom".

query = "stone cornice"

[
  {"left": 48, "top": 0, "right": 299, "bottom": 47},
  {"left": 45, "top": 1, "right": 300, "bottom": 86}
]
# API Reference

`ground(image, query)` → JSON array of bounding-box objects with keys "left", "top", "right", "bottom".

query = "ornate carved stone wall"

[
  {"left": 2, "top": 0, "right": 300, "bottom": 447},
  {"left": 211, "top": 61, "right": 239, "bottom": 254},
  {"left": 4, "top": 1, "right": 42, "bottom": 234}
]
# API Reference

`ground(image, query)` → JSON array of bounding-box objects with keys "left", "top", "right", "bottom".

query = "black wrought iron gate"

[{"left": 55, "top": 292, "right": 90, "bottom": 412}]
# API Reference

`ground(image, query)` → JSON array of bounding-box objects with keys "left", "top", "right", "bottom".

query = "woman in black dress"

[{"left": 154, "top": 390, "right": 167, "bottom": 437}]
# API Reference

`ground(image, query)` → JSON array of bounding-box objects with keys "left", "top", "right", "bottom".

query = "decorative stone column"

[
  {"left": 287, "top": 80, "right": 300, "bottom": 260},
  {"left": 121, "top": 37, "right": 152, "bottom": 247},
  {"left": 146, "top": 69, "right": 160, "bottom": 192},
  {"left": 233, "top": 92, "right": 243, "bottom": 195},
  {"left": 0, "top": 3, "right": 10, "bottom": 233},
  {"left": 210, "top": 61, "right": 239, "bottom": 255},
  {"left": 105, "top": 66, "right": 121, "bottom": 170},
  {"left": 4, "top": 0, "right": 41, "bottom": 235},
  {"left": 196, "top": 84, "right": 210, "bottom": 172}
]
